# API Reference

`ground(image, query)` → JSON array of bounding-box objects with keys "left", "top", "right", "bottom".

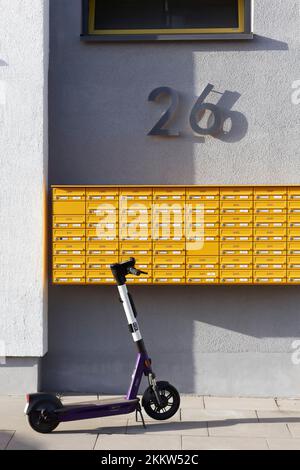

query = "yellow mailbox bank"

[{"left": 52, "top": 186, "right": 300, "bottom": 285}]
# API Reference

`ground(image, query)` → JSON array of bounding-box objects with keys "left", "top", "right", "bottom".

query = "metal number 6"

[
  {"left": 148, "top": 87, "right": 180, "bottom": 137},
  {"left": 189, "top": 84, "right": 224, "bottom": 136}
]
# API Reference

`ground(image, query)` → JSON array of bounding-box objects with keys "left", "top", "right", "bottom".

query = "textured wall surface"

[
  {"left": 44, "top": 0, "right": 300, "bottom": 395},
  {"left": 0, "top": 0, "right": 49, "bottom": 358}
]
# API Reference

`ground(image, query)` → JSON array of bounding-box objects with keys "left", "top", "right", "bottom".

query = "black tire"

[
  {"left": 142, "top": 381, "right": 180, "bottom": 421},
  {"left": 28, "top": 400, "right": 60, "bottom": 434}
]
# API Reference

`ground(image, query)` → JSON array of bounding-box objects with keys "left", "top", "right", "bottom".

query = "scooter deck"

[{"left": 56, "top": 397, "right": 139, "bottom": 422}]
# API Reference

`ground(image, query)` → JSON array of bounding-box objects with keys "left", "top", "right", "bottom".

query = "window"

[{"left": 82, "top": 0, "right": 253, "bottom": 41}]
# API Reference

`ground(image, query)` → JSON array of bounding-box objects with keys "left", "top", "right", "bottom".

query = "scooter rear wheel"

[
  {"left": 142, "top": 381, "right": 180, "bottom": 421},
  {"left": 28, "top": 400, "right": 59, "bottom": 434}
]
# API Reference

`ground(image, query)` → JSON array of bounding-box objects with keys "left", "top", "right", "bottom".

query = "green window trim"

[{"left": 81, "top": 0, "right": 253, "bottom": 42}]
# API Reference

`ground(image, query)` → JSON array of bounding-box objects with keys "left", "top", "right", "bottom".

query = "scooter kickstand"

[{"left": 136, "top": 404, "right": 147, "bottom": 429}]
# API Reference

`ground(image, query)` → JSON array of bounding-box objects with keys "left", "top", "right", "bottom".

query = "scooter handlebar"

[{"left": 128, "top": 267, "right": 148, "bottom": 276}]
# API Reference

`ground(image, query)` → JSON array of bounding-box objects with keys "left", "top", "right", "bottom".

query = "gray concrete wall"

[
  {"left": 43, "top": 0, "right": 300, "bottom": 396},
  {"left": 0, "top": 0, "right": 49, "bottom": 372}
]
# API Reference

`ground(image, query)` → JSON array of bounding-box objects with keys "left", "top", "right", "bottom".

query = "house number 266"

[{"left": 148, "top": 85, "right": 223, "bottom": 137}]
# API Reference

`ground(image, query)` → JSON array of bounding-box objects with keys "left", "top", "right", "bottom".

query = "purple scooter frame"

[{"left": 126, "top": 352, "right": 153, "bottom": 400}]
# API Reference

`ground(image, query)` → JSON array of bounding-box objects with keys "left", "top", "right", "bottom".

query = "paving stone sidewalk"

[{"left": 1, "top": 395, "right": 300, "bottom": 450}]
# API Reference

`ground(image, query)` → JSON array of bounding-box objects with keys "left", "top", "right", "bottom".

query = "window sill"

[{"left": 80, "top": 32, "right": 254, "bottom": 42}]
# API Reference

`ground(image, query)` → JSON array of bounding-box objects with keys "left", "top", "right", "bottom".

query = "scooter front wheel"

[
  {"left": 142, "top": 381, "right": 180, "bottom": 421},
  {"left": 28, "top": 400, "right": 60, "bottom": 434}
]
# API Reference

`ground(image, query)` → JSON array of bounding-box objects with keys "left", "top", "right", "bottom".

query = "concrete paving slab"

[
  {"left": 57, "top": 416, "right": 128, "bottom": 434},
  {"left": 257, "top": 410, "right": 300, "bottom": 424},
  {"left": 277, "top": 399, "right": 300, "bottom": 411},
  {"left": 208, "top": 422, "right": 290, "bottom": 438},
  {"left": 182, "top": 409, "right": 257, "bottom": 422},
  {"left": 180, "top": 396, "right": 205, "bottom": 409},
  {"left": 0, "top": 396, "right": 29, "bottom": 430},
  {"left": 267, "top": 438, "right": 300, "bottom": 450},
  {"left": 126, "top": 420, "right": 208, "bottom": 436},
  {"left": 182, "top": 436, "right": 268, "bottom": 450},
  {"left": 7, "top": 430, "right": 98, "bottom": 450},
  {"left": 95, "top": 434, "right": 181, "bottom": 450},
  {"left": 128, "top": 409, "right": 181, "bottom": 423},
  {"left": 286, "top": 423, "right": 300, "bottom": 438},
  {"left": 0, "top": 431, "right": 15, "bottom": 450},
  {"left": 204, "top": 397, "right": 278, "bottom": 411}
]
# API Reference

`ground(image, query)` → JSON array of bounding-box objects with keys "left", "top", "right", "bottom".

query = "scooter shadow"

[{"left": 52, "top": 416, "right": 300, "bottom": 435}]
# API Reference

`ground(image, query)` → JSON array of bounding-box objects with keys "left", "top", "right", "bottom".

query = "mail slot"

[
  {"left": 87, "top": 227, "right": 118, "bottom": 240},
  {"left": 120, "top": 257, "right": 152, "bottom": 271},
  {"left": 186, "top": 200, "right": 219, "bottom": 211},
  {"left": 255, "top": 255, "right": 286, "bottom": 265},
  {"left": 53, "top": 215, "right": 85, "bottom": 228},
  {"left": 154, "top": 254, "right": 185, "bottom": 264},
  {"left": 220, "top": 187, "right": 253, "bottom": 200},
  {"left": 186, "top": 187, "right": 219, "bottom": 200},
  {"left": 86, "top": 188, "right": 119, "bottom": 200},
  {"left": 87, "top": 201, "right": 118, "bottom": 213},
  {"left": 255, "top": 214, "right": 286, "bottom": 226},
  {"left": 53, "top": 188, "right": 85, "bottom": 201},
  {"left": 153, "top": 269, "right": 186, "bottom": 284},
  {"left": 288, "top": 257, "right": 300, "bottom": 269},
  {"left": 254, "top": 269, "right": 286, "bottom": 278},
  {"left": 254, "top": 227, "right": 287, "bottom": 237},
  {"left": 287, "top": 275, "right": 300, "bottom": 284},
  {"left": 120, "top": 188, "right": 153, "bottom": 200},
  {"left": 254, "top": 200, "right": 287, "bottom": 212},
  {"left": 53, "top": 270, "right": 85, "bottom": 284},
  {"left": 153, "top": 188, "right": 185, "bottom": 201},
  {"left": 127, "top": 276, "right": 153, "bottom": 284},
  {"left": 120, "top": 224, "right": 151, "bottom": 239},
  {"left": 288, "top": 188, "right": 300, "bottom": 199},
  {"left": 186, "top": 214, "right": 219, "bottom": 226},
  {"left": 53, "top": 201, "right": 86, "bottom": 215},
  {"left": 288, "top": 215, "right": 300, "bottom": 226},
  {"left": 221, "top": 200, "right": 253, "bottom": 211},
  {"left": 53, "top": 229, "right": 85, "bottom": 242},
  {"left": 254, "top": 187, "right": 287, "bottom": 200},
  {"left": 186, "top": 226, "right": 218, "bottom": 237},
  {"left": 120, "top": 212, "right": 151, "bottom": 224},
  {"left": 221, "top": 256, "right": 252, "bottom": 269},
  {"left": 53, "top": 242, "right": 85, "bottom": 255},
  {"left": 87, "top": 214, "right": 118, "bottom": 224},
  {"left": 86, "top": 240, "right": 118, "bottom": 254},
  {"left": 220, "top": 214, "right": 252, "bottom": 227},
  {"left": 120, "top": 241, "right": 152, "bottom": 256},
  {"left": 186, "top": 277, "right": 219, "bottom": 284},
  {"left": 221, "top": 187, "right": 253, "bottom": 196},
  {"left": 86, "top": 274, "right": 115, "bottom": 284},
  {"left": 86, "top": 255, "right": 118, "bottom": 269},
  {"left": 53, "top": 256, "right": 85, "bottom": 270},
  {"left": 254, "top": 241, "right": 287, "bottom": 251},
  {"left": 186, "top": 241, "right": 219, "bottom": 255},
  {"left": 186, "top": 257, "right": 219, "bottom": 269},
  {"left": 187, "top": 268, "right": 218, "bottom": 277},
  {"left": 220, "top": 275, "right": 252, "bottom": 284},
  {"left": 254, "top": 277, "right": 286, "bottom": 284}
]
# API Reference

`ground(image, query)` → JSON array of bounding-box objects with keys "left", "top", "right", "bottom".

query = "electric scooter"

[{"left": 25, "top": 258, "right": 180, "bottom": 433}]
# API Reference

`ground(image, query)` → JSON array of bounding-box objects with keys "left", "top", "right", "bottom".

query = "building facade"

[{"left": 1, "top": 0, "right": 300, "bottom": 396}]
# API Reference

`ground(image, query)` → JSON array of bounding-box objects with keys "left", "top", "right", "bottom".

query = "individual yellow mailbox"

[
  {"left": 53, "top": 215, "right": 85, "bottom": 228},
  {"left": 52, "top": 186, "right": 300, "bottom": 285}
]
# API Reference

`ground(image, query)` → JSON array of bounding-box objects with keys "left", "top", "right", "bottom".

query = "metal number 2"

[{"left": 148, "top": 87, "right": 180, "bottom": 136}]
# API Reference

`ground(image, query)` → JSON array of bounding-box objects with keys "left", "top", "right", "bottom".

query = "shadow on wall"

[
  {"left": 0, "top": 60, "right": 8, "bottom": 66},
  {"left": 192, "top": 35, "right": 289, "bottom": 52}
]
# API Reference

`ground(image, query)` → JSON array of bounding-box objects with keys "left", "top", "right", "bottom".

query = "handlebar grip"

[{"left": 128, "top": 267, "right": 148, "bottom": 276}]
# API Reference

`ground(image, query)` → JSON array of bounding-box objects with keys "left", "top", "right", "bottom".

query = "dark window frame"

[{"left": 81, "top": 0, "right": 253, "bottom": 41}]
